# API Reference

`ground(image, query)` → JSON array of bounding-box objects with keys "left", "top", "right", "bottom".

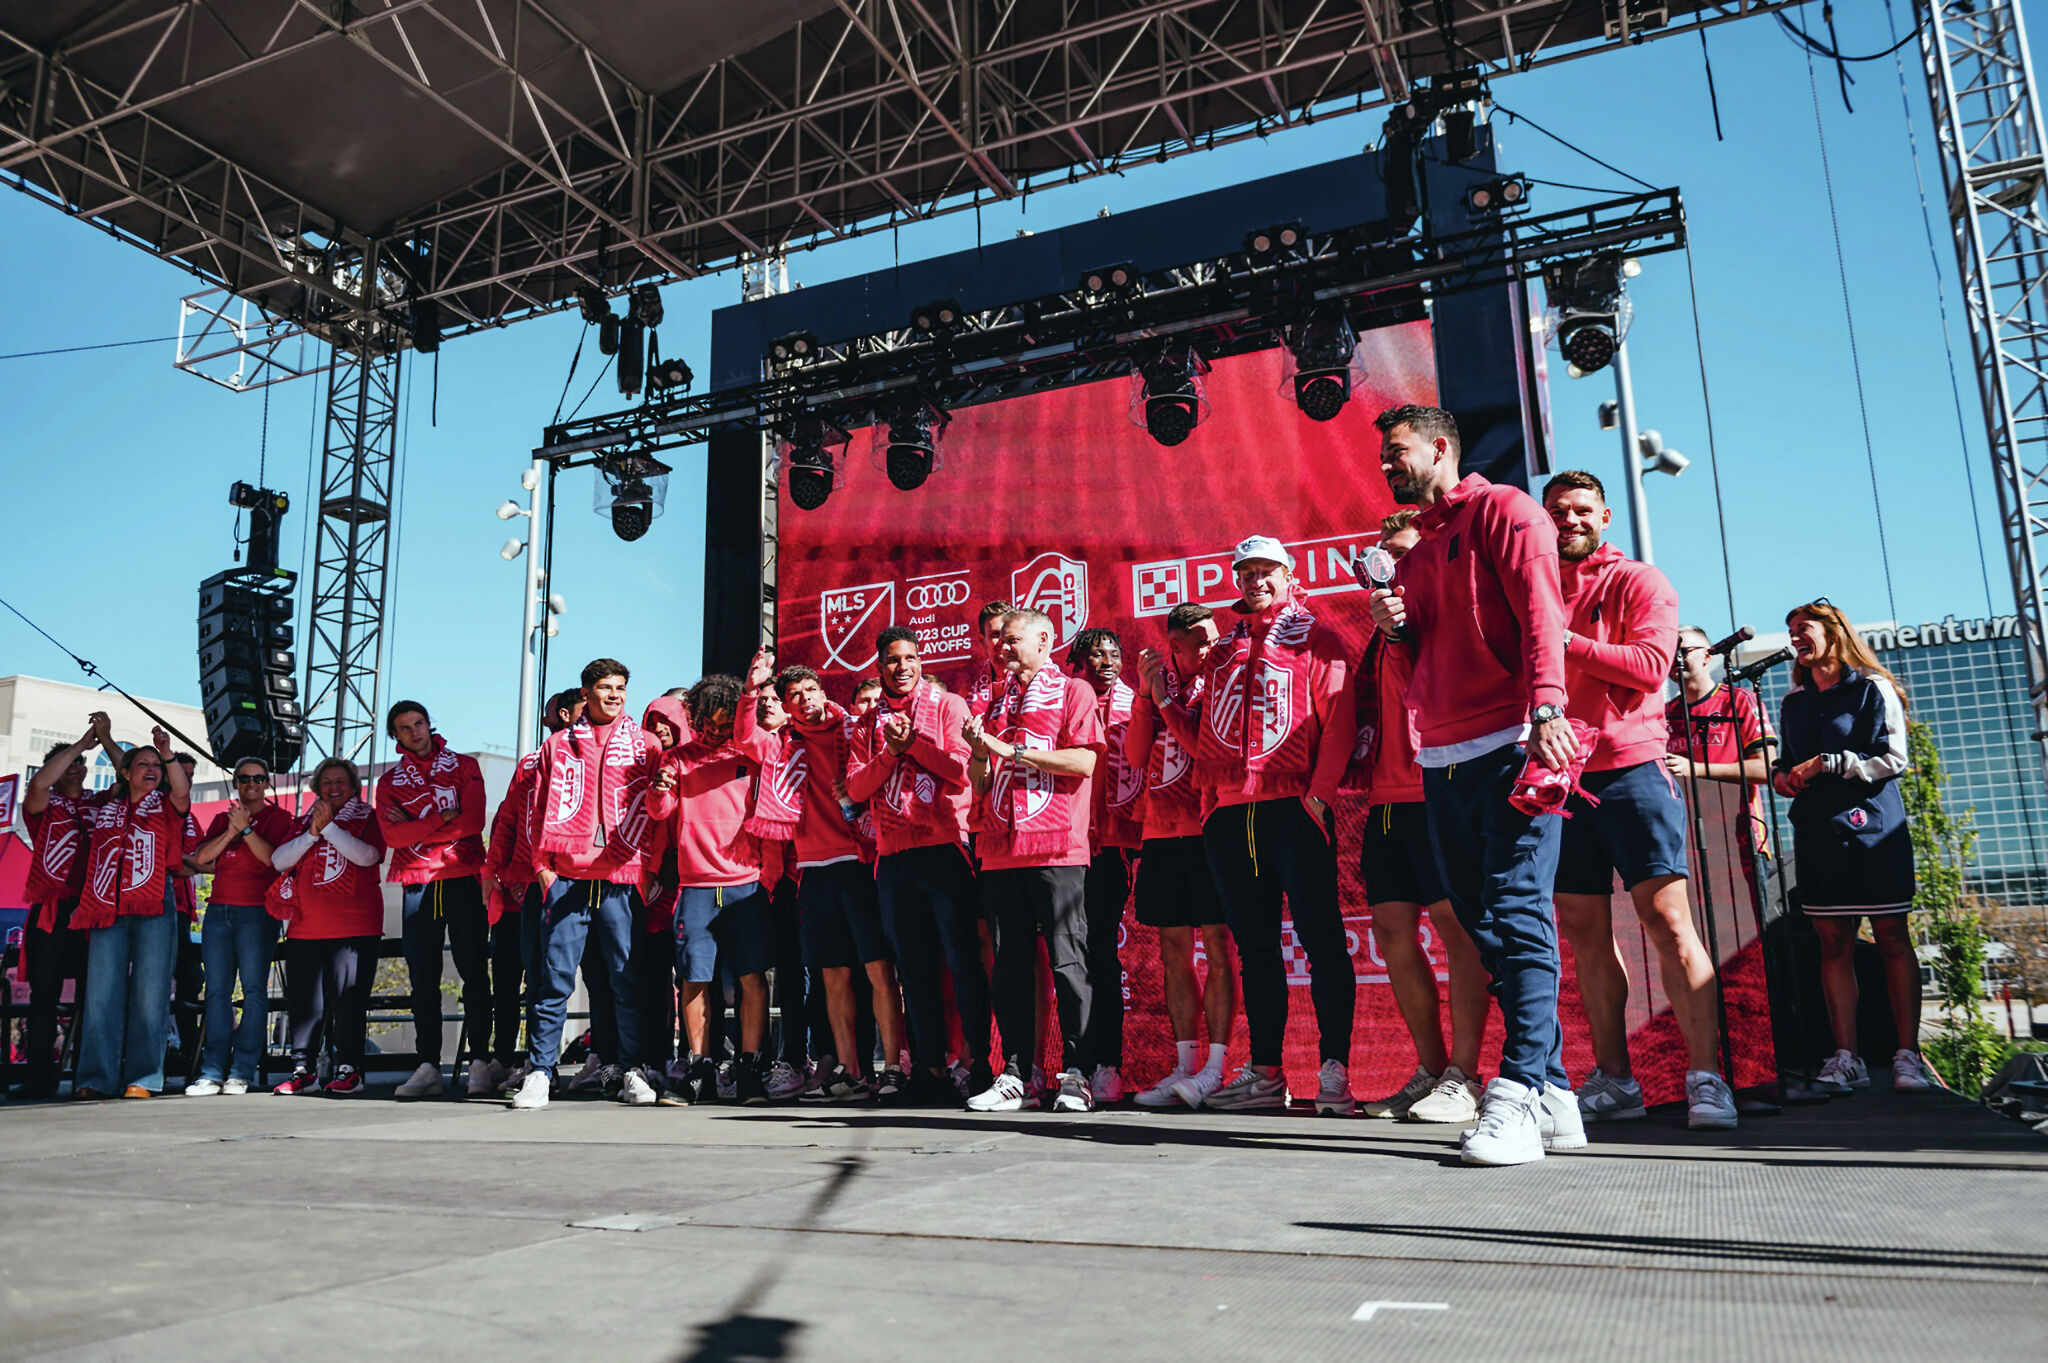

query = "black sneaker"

[
  {"left": 687, "top": 1057, "right": 719, "bottom": 1106},
  {"left": 874, "top": 1067, "right": 909, "bottom": 1104},
  {"left": 736, "top": 1054, "right": 770, "bottom": 1106},
  {"left": 801, "top": 1066, "right": 871, "bottom": 1103}
]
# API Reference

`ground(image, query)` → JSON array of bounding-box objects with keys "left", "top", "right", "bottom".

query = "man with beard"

[
  {"left": 1368, "top": 405, "right": 1580, "bottom": 1166},
  {"left": 1543, "top": 470, "right": 1735, "bottom": 1131},
  {"left": 1067, "top": 627, "right": 1143, "bottom": 1102}
]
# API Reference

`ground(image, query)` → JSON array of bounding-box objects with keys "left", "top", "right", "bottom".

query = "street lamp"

[{"left": 497, "top": 462, "right": 557, "bottom": 756}]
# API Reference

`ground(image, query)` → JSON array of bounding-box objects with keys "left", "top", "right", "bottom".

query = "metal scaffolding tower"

[{"left": 1921, "top": 0, "right": 2048, "bottom": 784}]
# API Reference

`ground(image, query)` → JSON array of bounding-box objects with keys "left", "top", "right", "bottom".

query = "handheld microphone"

[
  {"left": 1706, "top": 625, "right": 1755, "bottom": 658},
  {"left": 1352, "top": 546, "right": 1402, "bottom": 641},
  {"left": 1727, "top": 645, "right": 1794, "bottom": 685}
]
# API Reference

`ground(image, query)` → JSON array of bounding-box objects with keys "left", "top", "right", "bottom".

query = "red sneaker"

[
  {"left": 272, "top": 1068, "right": 319, "bottom": 1096},
  {"left": 322, "top": 1067, "right": 366, "bottom": 1097}
]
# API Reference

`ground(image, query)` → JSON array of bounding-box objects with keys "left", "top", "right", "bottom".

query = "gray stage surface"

[{"left": 2, "top": 1082, "right": 2043, "bottom": 1361}]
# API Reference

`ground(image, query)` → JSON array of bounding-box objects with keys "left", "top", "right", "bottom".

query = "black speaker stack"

[{"left": 198, "top": 483, "right": 303, "bottom": 774}]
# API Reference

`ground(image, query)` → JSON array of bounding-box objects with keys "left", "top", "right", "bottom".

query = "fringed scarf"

[
  {"left": 536, "top": 714, "right": 654, "bottom": 857},
  {"left": 742, "top": 704, "right": 844, "bottom": 844},
  {"left": 1194, "top": 597, "right": 1322, "bottom": 794},
  {"left": 73, "top": 791, "right": 180, "bottom": 929},
  {"left": 982, "top": 666, "right": 1079, "bottom": 860}
]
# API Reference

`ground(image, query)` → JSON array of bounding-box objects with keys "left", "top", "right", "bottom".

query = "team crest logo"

[
  {"left": 991, "top": 739, "right": 1053, "bottom": 823},
  {"left": 1108, "top": 745, "right": 1144, "bottom": 809},
  {"left": 1207, "top": 663, "right": 1247, "bottom": 751},
  {"left": 124, "top": 829, "right": 156, "bottom": 890},
  {"left": 1254, "top": 667, "right": 1292, "bottom": 758},
  {"left": 1848, "top": 808, "right": 1869, "bottom": 830},
  {"left": 314, "top": 840, "right": 346, "bottom": 886},
  {"left": 1012, "top": 552, "right": 1088, "bottom": 652},
  {"left": 1154, "top": 728, "right": 1190, "bottom": 789},
  {"left": 39, "top": 821, "right": 80, "bottom": 878},
  {"left": 820, "top": 582, "right": 896, "bottom": 672},
  {"left": 773, "top": 750, "right": 811, "bottom": 805},
  {"left": 551, "top": 759, "right": 586, "bottom": 824}
]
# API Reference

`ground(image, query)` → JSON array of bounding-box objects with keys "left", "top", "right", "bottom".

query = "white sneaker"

[
  {"left": 1054, "top": 1069, "right": 1096, "bottom": 1113},
  {"left": 967, "top": 1072, "right": 1028, "bottom": 1112},
  {"left": 1576, "top": 1067, "right": 1645, "bottom": 1122},
  {"left": 1406, "top": 1067, "right": 1481, "bottom": 1124},
  {"left": 395, "top": 1062, "right": 445, "bottom": 1099},
  {"left": 1169, "top": 1066, "right": 1228, "bottom": 1109},
  {"left": 1893, "top": 1049, "right": 1936, "bottom": 1092},
  {"left": 1461, "top": 1077, "right": 1546, "bottom": 1166},
  {"left": 1538, "top": 1083, "right": 1588, "bottom": 1150},
  {"left": 1362, "top": 1065, "right": 1436, "bottom": 1120},
  {"left": 566, "top": 1054, "right": 607, "bottom": 1094},
  {"left": 466, "top": 1059, "right": 507, "bottom": 1098},
  {"left": 1133, "top": 1065, "right": 1190, "bottom": 1108},
  {"left": 1815, "top": 1050, "right": 1870, "bottom": 1094},
  {"left": 509, "top": 1068, "right": 551, "bottom": 1110},
  {"left": 1090, "top": 1065, "right": 1123, "bottom": 1103},
  {"left": 618, "top": 1067, "right": 658, "bottom": 1106},
  {"left": 766, "top": 1060, "right": 808, "bottom": 1101},
  {"left": 1197, "top": 1065, "right": 1289, "bottom": 1111},
  {"left": 221, "top": 1078, "right": 250, "bottom": 1096},
  {"left": 1684, "top": 1070, "right": 1739, "bottom": 1129},
  {"left": 184, "top": 1078, "right": 222, "bottom": 1097},
  {"left": 1314, "top": 1060, "right": 1355, "bottom": 1116}
]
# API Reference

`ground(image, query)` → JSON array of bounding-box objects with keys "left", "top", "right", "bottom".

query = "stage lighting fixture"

[
  {"left": 408, "top": 296, "right": 442, "bottom": 354},
  {"left": 501, "top": 537, "right": 524, "bottom": 560},
  {"left": 1464, "top": 176, "right": 1528, "bottom": 214},
  {"left": 1557, "top": 316, "right": 1617, "bottom": 375},
  {"left": 497, "top": 500, "right": 522, "bottom": 520},
  {"left": 777, "top": 415, "right": 850, "bottom": 511},
  {"left": 1131, "top": 345, "right": 1210, "bottom": 447},
  {"left": 1541, "top": 254, "right": 1631, "bottom": 378},
  {"left": 649, "top": 356, "right": 694, "bottom": 391},
  {"left": 1639, "top": 430, "right": 1689, "bottom": 477},
  {"left": 576, "top": 285, "right": 611, "bottom": 325},
  {"left": 1079, "top": 263, "right": 1137, "bottom": 298},
  {"left": 872, "top": 394, "right": 950, "bottom": 491},
  {"left": 1244, "top": 222, "right": 1305, "bottom": 263},
  {"left": 598, "top": 312, "right": 621, "bottom": 356},
  {"left": 1597, "top": 400, "right": 1619, "bottom": 432},
  {"left": 594, "top": 451, "right": 672, "bottom": 542},
  {"left": 910, "top": 300, "right": 963, "bottom": 336},
  {"left": 1284, "top": 311, "right": 1361, "bottom": 423},
  {"left": 769, "top": 331, "right": 820, "bottom": 364},
  {"left": 616, "top": 317, "right": 645, "bottom": 395},
  {"left": 631, "top": 283, "right": 665, "bottom": 328}
]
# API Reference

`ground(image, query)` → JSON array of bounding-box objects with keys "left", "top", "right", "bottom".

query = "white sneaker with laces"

[
  {"left": 1168, "top": 1066, "right": 1228, "bottom": 1109},
  {"left": 1196, "top": 1065, "right": 1289, "bottom": 1111},
  {"left": 967, "top": 1072, "right": 1028, "bottom": 1112},
  {"left": 466, "top": 1059, "right": 507, "bottom": 1098},
  {"left": 395, "top": 1062, "right": 445, "bottom": 1099},
  {"left": 221, "top": 1077, "right": 250, "bottom": 1096},
  {"left": 1133, "top": 1065, "right": 1190, "bottom": 1109},
  {"left": 1054, "top": 1069, "right": 1096, "bottom": 1113},
  {"left": 184, "top": 1078, "right": 222, "bottom": 1097},
  {"left": 1576, "top": 1067, "right": 1646, "bottom": 1121},
  {"left": 1815, "top": 1050, "right": 1869, "bottom": 1094},
  {"left": 1686, "top": 1071, "right": 1739, "bottom": 1130},
  {"left": 618, "top": 1068, "right": 658, "bottom": 1106},
  {"left": 1091, "top": 1065, "right": 1123, "bottom": 1103},
  {"left": 566, "top": 1054, "right": 607, "bottom": 1093},
  {"left": 766, "top": 1060, "right": 808, "bottom": 1101},
  {"left": 510, "top": 1068, "right": 551, "bottom": 1110},
  {"left": 1362, "top": 1065, "right": 1436, "bottom": 1120},
  {"left": 1892, "top": 1049, "right": 1936, "bottom": 1092},
  {"left": 1461, "top": 1077, "right": 1546, "bottom": 1166},
  {"left": 1314, "top": 1060, "right": 1355, "bottom": 1116},
  {"left": 1406, "top": 1067, "right": 1480, "bottom": 1124},
  {"left": 1539, "top": 1083, "right": 1588, "bottom": 1150}
]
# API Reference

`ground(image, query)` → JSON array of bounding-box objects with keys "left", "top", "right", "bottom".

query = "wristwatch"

[{"left": 1531, "top": 703, "right": 1565, "bottom": 727}]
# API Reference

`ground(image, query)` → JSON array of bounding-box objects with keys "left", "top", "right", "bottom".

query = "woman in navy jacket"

[{"left": 1772, "top": 600, "right": 1929, "bottom": 1095}]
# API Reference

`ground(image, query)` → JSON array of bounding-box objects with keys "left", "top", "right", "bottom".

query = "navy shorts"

[
  {"left": 1134, "top": 836, "right": 1226, "bottom": 928},
  {"left": 1360, "top": 801, "right": 1446, "bottom": 906},
  {"left": 797, "top": 860, "right": 892, "bottom": 969},
  {"left": 683, "top": 882, "right": 772, "bottom": 980},
  {"left": 1554, "top": 760, "right": 1690, "bottom": 896}
]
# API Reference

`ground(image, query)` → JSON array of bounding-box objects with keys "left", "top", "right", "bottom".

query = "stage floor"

[{"left": 2, "top": 1078, "right": 2044, "bottom": 1361}]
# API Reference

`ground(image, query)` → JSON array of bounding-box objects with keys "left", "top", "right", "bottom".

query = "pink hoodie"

[{"left": 1559, "top": 539, "right": 1679, "bottom": 772}]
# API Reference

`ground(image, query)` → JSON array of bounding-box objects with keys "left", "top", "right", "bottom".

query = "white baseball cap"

[{"left": 1231, "top": 534, "right": 1293, "bottom": 570}]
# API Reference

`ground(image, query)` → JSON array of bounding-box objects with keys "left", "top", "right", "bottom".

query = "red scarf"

[
  {"left": 73, "top": 791, "right": 181, "bottom": 930},
  {"left": 981, "top": 666, "right": 1079, "bottom": 859},
  {"left": 535, "top": 714, "right": 656, "bottom": 858},
  {"left": 864, "top": 679, "right": 961, "bottom": 850},
  {"left": 1093, "top": 677, "right": 1145, "bottom": 849},
  {"left": 967, "top": 661, "right": 1001, "bottom": 717},
  {"left": 24, "top": 791, "right": 92, "bottom": 916},
  {"left": 1343, "top": 630, "right": 1387, "bottom": 791},
  {"left": 485, "top": 750, "right": 543, "bottom": 920},
  {"left": 266, "top": 799, "right": 383, "bottom": 930},
  {"left": 380, "top": 733, "right": 484, "bottom": 881},
  {"left": 1144, "top": 668, "right": 1203, "bottom": 823},
  {"left": 742, "top": 703, "right": 845, "bottom": 843},
  {"left": 1194, "top": 597, "right": 1323, "bottom": 794}
]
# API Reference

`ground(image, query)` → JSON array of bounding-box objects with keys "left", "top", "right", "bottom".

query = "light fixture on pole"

[{"left": 497, "top": 460, "right": 548, "bottom": 755}]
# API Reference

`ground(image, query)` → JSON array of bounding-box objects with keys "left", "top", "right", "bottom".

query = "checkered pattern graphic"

[{"left": 1132, "top": 560, "right": 1187, "bottom": 616}]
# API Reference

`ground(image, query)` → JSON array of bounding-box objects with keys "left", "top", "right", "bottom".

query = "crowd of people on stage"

[{"left": 9, "top": 404, "right": 1932, "bottom": 1166}]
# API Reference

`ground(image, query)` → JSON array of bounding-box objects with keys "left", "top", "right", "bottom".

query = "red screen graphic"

[{"left": 775, "top": 321, "right": 1771, "bottom": 1104}]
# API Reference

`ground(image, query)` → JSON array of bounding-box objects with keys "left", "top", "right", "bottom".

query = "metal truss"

[
  {"left": 539, "top": 186, "right": 1685, "bottom": 462},
  {"left": 1920, "top": 0, "right": 2048, "bottom": 784},
  {"left": 2, "top": 2, "right": 1788, "bottom": 350}
]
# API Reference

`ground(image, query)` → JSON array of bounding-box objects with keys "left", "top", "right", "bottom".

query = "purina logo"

[
  {"left": 820, "top": 581, "right": 896, "bottom": 672},
  {"left": 1012, "top": 552, "right": 1088, "bottom": 651}
]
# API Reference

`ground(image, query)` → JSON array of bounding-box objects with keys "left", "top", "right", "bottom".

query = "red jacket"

[
  {"left": 376, "top": 738, "right": 487, "bottom": 884},
  {"left": 1560, "top": 540, "right": 1679, "bottom": 772},
  {"left": 483, "top": 750, "right": 541, "bottom": 922},
  {"left": 529, "top": 718, "right": 676, "bottom": 885},
  {"left": 1393, "top": 474, "right": 1568, "bottom": 750},
  {"left": 844, "top": 685, "right": 973, "bottom": 858},
  {"left": 1345, "top": 628, "right": 1425, "bottom": 805},
  {"left": 665, "top": 719, "right": 780, "bottom": 888},
  {"left": 737, "top": 699, "right": 862, "bottom": 867}
]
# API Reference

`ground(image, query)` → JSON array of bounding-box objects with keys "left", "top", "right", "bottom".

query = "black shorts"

[
  {"left": 1360, "top": 801, "right": 1446, "bottom": 907},
  {"left": 1134, "top": 836, "right": 1226, "bottom": 929},
  {"left": 797, "top": 859, "right": 892, "bottom": 969}
]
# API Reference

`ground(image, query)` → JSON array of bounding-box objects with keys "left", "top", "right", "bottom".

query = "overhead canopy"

[{"left": 0, "top": 1, "right": 1783, "bottom": 343}]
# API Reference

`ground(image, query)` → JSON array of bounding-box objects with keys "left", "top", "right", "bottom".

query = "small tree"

[{"left": 1900, "top": 721, "right": 2005, "bottom": 1094}]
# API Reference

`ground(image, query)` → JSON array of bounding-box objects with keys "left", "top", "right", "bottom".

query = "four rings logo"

[{"left": 905, "top": 580, "right": 970, "bottom": 611}]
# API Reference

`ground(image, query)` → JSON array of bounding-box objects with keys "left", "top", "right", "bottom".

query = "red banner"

[{"left": 776, "top": 321, "right": 1772, "bottom": 1105}]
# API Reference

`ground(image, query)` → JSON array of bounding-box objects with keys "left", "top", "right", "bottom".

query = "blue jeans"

[
  {"left": 1423, "top": 742, "right": 1567, "bottom": 1091},
  {"left": 200, "top": 904, "right": 279, "bottom": 1083},
  {"left": 527, "top": 879, "right": 642, "bottom": 1073},
  {"left": 76, "top": 910, "right": 180, "bottom": 1094}
]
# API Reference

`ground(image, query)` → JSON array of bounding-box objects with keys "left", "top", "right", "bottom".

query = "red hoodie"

[
  {"left": 375, "top": 736, "right": 487, "bottom": 884},
  {"left": 845, "top": 682, "right": 973, "bottom": 857},
  {"left": 483, "top": 749, "right": 541, "bottom": 922},
  {"left": 737, "top": 696, "right": 862, "bottom": 867},
  {"left": 1559, "top": 540, "right": 1679, "bottom": 772},
  {"left": 664, "top": 706, "right": 779, "bottom": 888},
  {"left": 1393, "top": 474, "right": 1568, "bottom": 751}
]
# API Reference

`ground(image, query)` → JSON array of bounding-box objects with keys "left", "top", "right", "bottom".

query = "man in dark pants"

[
  {"left": 1368, "top": 404, "right": 1582, "bottom": 1167},
  {"left": 1067, "top": 627, "right": 1143, "bottom": 1103}
]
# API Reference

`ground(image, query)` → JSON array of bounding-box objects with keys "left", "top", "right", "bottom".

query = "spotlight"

[
  {"left": 1557, "top": 316, "right": 1617, "bottom": 374},
  {"left": 631, "top": 283, "right": 664, "bottom": 328},
  {"left": 649, "top": 356, "right": 694, "bottom": 391},
  {"left": 593, "top": 451, "right": 672, "bottom": 542},
  {"left": 1541, "top": 254, "right": 1631, "bottom": 377},
  {"left": 576, "top": 285, "right": 611, "bottom": 325},
  {"left": 1464, "top": 175, "right": 1529, "bottom": 214},
  {"left": 616, "top": 317, "right": 645, "bottom": 395},
  {"left": 871, "top": 394, "right": 950, "bottom": 491},
  {"left": 777, "top": 416, "right": 850, "bottom": 511},
  {"left": 1079, "top": 263, "right": 1137, "bottom": 298},
  {"left": 497, "top": 500, "right": 522, "bottom": 520},
  {"left": 1130, "top": 344, "right": 1210, "bottom": 447},
  {"left": 910, "top": 299, "right": 963, "bottom": 336},
  {"left": 769, "top": 331, "right": 820, "bottom": 364},
  {"left": 1244, "top": 222, "right": 1306, "bottom": 262},
  {"left": 1283, "top": 310, "right": 1361, "bottom": 423},
  {"left": 500, "top": 538, "right": 524, "bottom": 561},
  {"left": 1597, "top": 400, "right": 1619, "bottom": 432},
  {"left": 1639, "top": 429, "right": 1689, "bottom": 477},
  {"left": 598, "top": 313, "right": 621, "bottom": 356}
]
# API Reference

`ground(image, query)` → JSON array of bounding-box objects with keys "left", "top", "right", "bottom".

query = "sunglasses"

[{"left": 235, "top": 774, "right": 269, "bottom": 784}]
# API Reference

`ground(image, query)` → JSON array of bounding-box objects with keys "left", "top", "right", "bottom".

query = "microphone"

[
  {"left": 1706, "top": 625, "right": 1755, "bottom": 658},
  {"left": 1727, "top": 645, "right": 1794, "bottom": 685},
  {"left": 1351, "top": 545, "right": 1402, "bottom": 641}
]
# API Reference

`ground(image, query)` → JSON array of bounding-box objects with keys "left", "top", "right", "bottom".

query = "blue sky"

[{"left": 0, "top": 3, "right": 2014, "bottom": 759}]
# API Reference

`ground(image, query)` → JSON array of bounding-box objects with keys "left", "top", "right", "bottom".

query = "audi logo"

[{"left": 905, "top": 581, "right": 971, "bottom": 610}]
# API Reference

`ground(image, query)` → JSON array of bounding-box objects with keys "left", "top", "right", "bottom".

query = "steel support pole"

[
  {"left": 515, "top": 459, "right": 545, "bottom": 757},
  {"left": 1611, "top": 341, "right": 1653, "bottom": 564}
]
